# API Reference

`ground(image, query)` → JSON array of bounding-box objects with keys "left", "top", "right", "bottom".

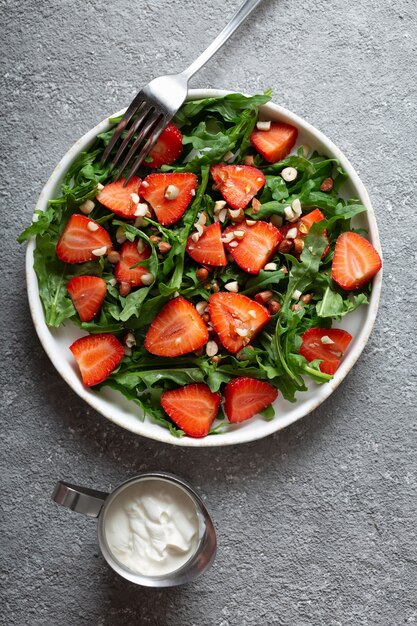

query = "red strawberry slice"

[
  {"left": 332, "top": 232, "right": 382, "bottom": 291},
  {"left": 299, "top": 328, "right": 353, "bottom": 375},
  {"left": 223, "top": 377, "right": 278, "bottom": 423},
  {"left": 66, "top": 276, "right": 107, "bottom": 322},
  {"left": 70, "top": 333, "right": 124, "bottom": 386},
  {"left": 144, "top": 123, "right": 183, "bottom": 168},
  {"left": 56, "top": 214, "right": 112, "bottom": 264},
  {"left": 140, "top": 173, "right": 197, "bottom": 226},
  {"left": 208, "top": 292, "right": 270, "bottom": 354},
  {"left": 223, "top": 220, "right": 282, "bottom": 274},
  {"left": 250, "top": 121, "right": 298, "bottom": 163},
  {"left": 96, "top": 177, "right": 142, "bottom": 218},
  {"left": 210, "top": 164, "right": 265, "bottom": 209},
  {"left": 114, "top": 240, "right": 151, "bottom": 287},
  {"left": 186, "top": 222, "right": 227, "bottom": 267},
  {"left": 161, "top": 384, "right": 221, "bottom": 438},
  {"left": 144, "top": 296, "right": 209, "bottom": 357}
]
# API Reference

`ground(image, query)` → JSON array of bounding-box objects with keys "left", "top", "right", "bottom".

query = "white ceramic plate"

[{"left": 26, "top": 89, "right": 382, "bottom": 447}]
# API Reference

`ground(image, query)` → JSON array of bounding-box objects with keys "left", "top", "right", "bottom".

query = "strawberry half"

[
  {"left": 144, "top": 296, "right": 209, "bottom": 357},
  {"left": 223, "top": 220, "right": 282, "bottom": 274},
  {"left": 114, "top": 240, "right": 151, "bottom": 287},
  {"left": 250, "top": 121, "right": 298, "bottom": 163},
  {"left": 161, "top": 384, "right": 221, "bottom": 438},
  {"left": 186, "top": 222, "right": 227, "bottom": 267},
  {"left": 210, "top": 164, "right": 266, "bottom": 209},
  {"left": 56, "top": 214, "right": 112, "bottom": 264},
  {"left": 70, "top": 333, "right": 124, "bottom": 386},
  {"left": 208, "top": 292, "right": 270, "bottom": 354},
  {"left": 67, "top": 276, "right": 107, "bottom": 322},
  {"left": 332, "top": 232, "right": 382, "bottom": 291},
  {"left": 140, "top": 173, "right": 198, "bottom": 226},
  {"left": 96, "top": 177, "right": 142, "bottom": 218},
  {"left": 299, "top": 328, "right": 353, "bottom": 375},
  {"left": 144, "top": 123, "right": 183, "bottom": 168},
  {"left": 223, "top": 377, "right": 278, "bottom": 423}
]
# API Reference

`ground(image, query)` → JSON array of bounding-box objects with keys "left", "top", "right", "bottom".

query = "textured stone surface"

[{"left": 1, "top": 0, "right": 417, "bottom": 624}]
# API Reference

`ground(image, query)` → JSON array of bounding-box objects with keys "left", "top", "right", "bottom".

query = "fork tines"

[{"left": 102, "top": 94, "right": 168, "bottom": 183}]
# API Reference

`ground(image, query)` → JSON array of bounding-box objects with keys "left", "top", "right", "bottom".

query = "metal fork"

[{"left": 102, "top": 0, "right": 264, "bottom": 183}]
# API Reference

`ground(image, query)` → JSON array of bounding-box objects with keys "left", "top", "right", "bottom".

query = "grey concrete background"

[{"left": 1, "top": 0, "right": 416, "bottom": 624}]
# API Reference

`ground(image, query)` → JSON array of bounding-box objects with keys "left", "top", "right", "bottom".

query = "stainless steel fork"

[{"left": 102, "top": 0, "right": 264, "bottom": 182}]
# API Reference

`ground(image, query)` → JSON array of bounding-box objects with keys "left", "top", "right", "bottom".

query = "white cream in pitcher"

[{"left": 104, "top": 479, "right": 202, "bottom": 576}]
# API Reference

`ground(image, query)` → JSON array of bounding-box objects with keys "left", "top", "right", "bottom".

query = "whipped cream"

[{"left": 104, "top": 479, "right": 201, "bottom": 576}]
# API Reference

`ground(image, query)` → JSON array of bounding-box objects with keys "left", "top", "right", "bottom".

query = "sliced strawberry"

[
  {"left": 299, "top": 328, "right": 353, "bottom": 375},
  {"left": 250, "top": 121, "right": 298, "bottom": 163},
  {"left": 161, "top": 384, "right": 221, "bottom": 438},
  {"left": 210, "top": 164, "right": 265, "bottom": 209},
  {"left": 208, "top": 292, "right": 270, "bottom": 354},
  {"left": 96, "top": 177, "right": 142, "bottom": 218},
  {"left": 114, "top": 240, "right": 151, "bottom": 287},
  {"left": 332, "top": 232, "right": 382, "bottom": 291},
  {"left": 70, "top": 333, "right": 124, "bottom": 386},
  {"left": 223, "top": 377, "right": 278, "bottom": 423},
  {"left": 56, "top": 214, "right": 112, "bottom": 264},
  {"left": 140, "top": 173, "right": 197, "bottom": 226},
  {"left": 144, "top": 296, "right": 209, "bottom": 357},
  {"left": 66, "top": 276, "right": 107, "bottom": 322},
  {"left": 186, "top": 223, "right": 227, "bottom": 267},
  {"left": 223, "top": 220, "right": 282, "bottom": 274},
  {"left": 144, "top": 123, "right": 183, "bottom": 168}
]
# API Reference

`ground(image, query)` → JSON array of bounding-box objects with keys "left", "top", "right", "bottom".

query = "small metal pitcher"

[{"left": 52, "top": 472, "right": 217, "bottom": 587}]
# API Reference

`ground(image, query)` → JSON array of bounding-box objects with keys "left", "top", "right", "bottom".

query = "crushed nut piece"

[
  {"left": 107, "top": 251, "right": 120, "bottom": 264},
  {"left": 254, "top": 291, "right": 273, "bottom": 304},
  {"left": 320, "top": 177, "right": 334, "bottom": 193},
  {"left": 79, "top": 199, "right": 95, "bottom": 215},
  {"left": 91, "top": 246, "right": 107, "bottom": 257},
  {"left": 196, "top": 267, "right": 209, "bottom": 282},
  {"left": 164, "top": 184, "right": 179, "bottom": 200},
  {"left": 281, "top": 167, "right": 298, "bottom": 182},
  {"left": 141, "top": 273, "right": 154, "bottom": 286},
  {"left": 256, "top": 120, "right": 271, "bottom": 131},
  {"left": 321, "top": 335, "right": 334, "bottom": 344},
  {"left": 225, "top": 281, "right": 239, "bottom": 293},
  {"left": 206, "top": 340, "right": 219, "bottom": 357},
  {"left": 228, "top": 208, "right": 245, "bottom": 222},
  {"left": 278, "top": 239, "right": 294, "bottom": 254},
  {"left": 196, "top": 301, "right": 209, "bottom": 316}
]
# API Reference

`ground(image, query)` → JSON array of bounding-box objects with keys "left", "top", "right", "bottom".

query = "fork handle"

[{"left": 181, "top": 0, "right": 264, "bottom": 80}]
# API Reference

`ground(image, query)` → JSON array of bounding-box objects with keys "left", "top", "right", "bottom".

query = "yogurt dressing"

[{"left": 104, "top": 479, "right": 202, "bottom": 576}]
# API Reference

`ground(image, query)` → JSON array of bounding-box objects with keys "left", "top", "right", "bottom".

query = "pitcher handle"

[{"left": 52, "top": 481, "right": 109, "bottom": 518}]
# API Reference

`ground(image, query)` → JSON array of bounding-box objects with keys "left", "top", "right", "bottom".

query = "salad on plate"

[{"left": 20, "top": 92, "right": 382, "bottom": 438}]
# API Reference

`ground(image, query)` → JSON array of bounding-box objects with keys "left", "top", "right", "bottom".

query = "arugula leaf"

[
  {"left": 260, "top": 404, "right": 275, "bottom": 420},
  {"left": 33, "top": 234, "right": 75, "bottom": 327},
  {"left": 316, "top": 287, "right": 369, "bottom": 318},
  {"left": 18, "top": 204, "right": 59, "bottom": 244},
  {"left": 242, "top": 269, "right": 287, "bottom": 295},
  {"left": 174, "top": 92, "right": 272, "bottom": 126}
]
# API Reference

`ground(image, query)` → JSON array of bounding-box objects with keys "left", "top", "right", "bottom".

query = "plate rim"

[{"left": 25, "top": 88, "right": 383, "bottom": 447}]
